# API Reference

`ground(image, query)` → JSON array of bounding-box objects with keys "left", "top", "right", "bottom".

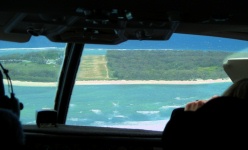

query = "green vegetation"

[
  {"left": 0, "top": 50, "right": 64, "bottom": 82},
  {"left": 0, "top": 49, "right": 236, "bottom": 82},
  {"left": 106, "top": 50, "right": 233, "bottom": 80}
]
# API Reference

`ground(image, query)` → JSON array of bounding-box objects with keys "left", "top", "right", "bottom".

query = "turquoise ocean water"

[{"left": 11, "top": 82, "right": 232, "bottom": 131}]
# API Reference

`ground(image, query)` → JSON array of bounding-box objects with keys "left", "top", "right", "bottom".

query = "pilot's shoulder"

[{"left": 197, "top": 96, "right": 248, "bottom": 114}]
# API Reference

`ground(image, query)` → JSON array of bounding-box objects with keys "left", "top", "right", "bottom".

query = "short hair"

[
  {"left": 222, "top": 78, "right": 248, "bottom": 99},
  {"left": 0, "top": 108, "right": 24, "bottom": 147}
]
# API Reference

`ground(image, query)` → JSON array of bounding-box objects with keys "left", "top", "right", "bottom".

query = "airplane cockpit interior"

[{"left": 0, "top": 0, "right": 248, "bottom": 149}]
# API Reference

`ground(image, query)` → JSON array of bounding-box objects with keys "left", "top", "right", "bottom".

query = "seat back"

[
  {"left": 162, "top": 96, "right": 248, "bottom": 149},
  {"left": 0, "top": 108, "right": 24, "bottom": 148}
]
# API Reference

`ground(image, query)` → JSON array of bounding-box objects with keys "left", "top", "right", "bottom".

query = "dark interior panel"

[{"left": 23, "top": 125, "right": 163, "bottom": 150}]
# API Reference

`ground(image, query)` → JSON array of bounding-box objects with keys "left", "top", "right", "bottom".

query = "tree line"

[{"left": 106, "top": 50, "right": 233, "bottom": 80}]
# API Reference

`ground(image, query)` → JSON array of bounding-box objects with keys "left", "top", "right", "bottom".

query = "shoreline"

[{"left": 3, "top": 79, "right": 232, "bottom": 87}]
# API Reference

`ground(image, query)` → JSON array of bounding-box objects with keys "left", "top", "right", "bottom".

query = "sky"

[{"left": 0, "top": 33, "right": 248, "bottom": 51}]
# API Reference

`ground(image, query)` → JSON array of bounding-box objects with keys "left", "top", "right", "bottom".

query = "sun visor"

[{"left": 223, "top": 58, "right": 248, "bottom": 82}]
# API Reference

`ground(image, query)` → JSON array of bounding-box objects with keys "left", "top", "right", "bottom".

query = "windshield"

[
  {"left": 67, "top": 33, "right": 248, "bottom": 131},
  {"left": 1, "top": 33, "right": 247, "bottom": 131}
]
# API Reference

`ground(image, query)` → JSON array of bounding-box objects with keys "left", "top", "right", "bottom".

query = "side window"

[{"left": 0, "top": 36, "right": 66, "bottom": 124}]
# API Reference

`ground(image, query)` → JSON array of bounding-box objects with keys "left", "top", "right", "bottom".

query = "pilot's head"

[{"left": 222, "top": 78, "right": 248, "bottom": 99}]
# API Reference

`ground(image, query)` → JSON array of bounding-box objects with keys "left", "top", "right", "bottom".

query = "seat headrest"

[{"left": 223, "top": 58, "right": 248, "bottom": 82}]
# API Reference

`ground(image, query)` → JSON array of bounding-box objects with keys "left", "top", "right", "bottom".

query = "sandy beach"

[
  {"left": 75, "top": 79, "right": 232, "bottom": 85},
  {"left": 4, "top": 78, "right": 232, "bottom": 87}
]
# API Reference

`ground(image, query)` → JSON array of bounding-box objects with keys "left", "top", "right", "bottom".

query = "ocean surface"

[{"left": 10, "top": 82, "right": 232, "bottom": 131}]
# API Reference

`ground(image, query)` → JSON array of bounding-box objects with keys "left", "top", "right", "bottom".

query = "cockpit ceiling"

[{"left": 1, "top": 0, "right": 248, "bottom": 44}]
